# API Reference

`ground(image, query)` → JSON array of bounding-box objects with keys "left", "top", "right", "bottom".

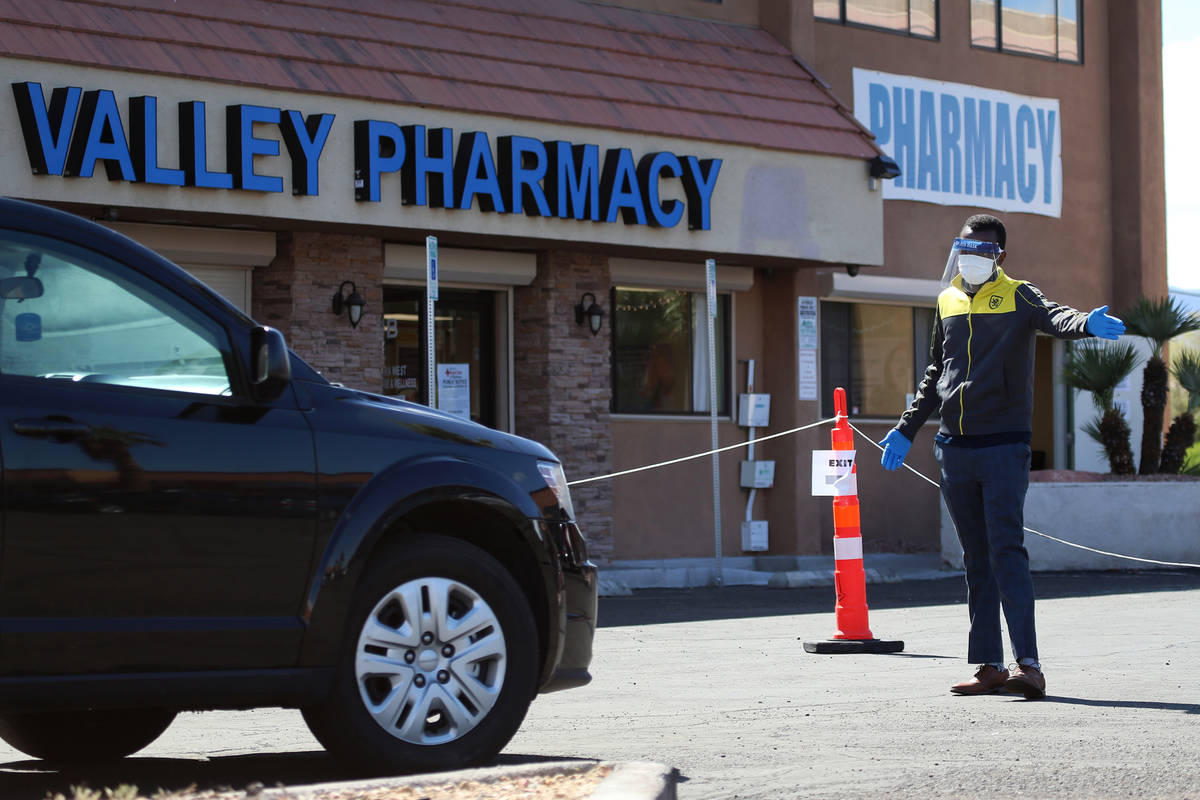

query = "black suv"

[{"left": 0, "top": 197, "right": 596, "bottom": 772}]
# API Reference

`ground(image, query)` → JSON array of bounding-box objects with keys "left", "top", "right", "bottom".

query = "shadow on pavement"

[
  {"left": 880, "top": 652, "right": 957, "bottom": 659},
  {"left": 598, "top": 570, "right": 1200, "bottom": 627},
  {"left": 1, "top": 751, "right": 354, "bottom": 800},
  {"left": 1040, "top": 696, "right": 1200, "bottom": 714},
  {"left": 0, "top": 751, "right": 604, "bottom": 799},
  {"left": 493, "top": 753, "right": 596, "bottom": 765}
]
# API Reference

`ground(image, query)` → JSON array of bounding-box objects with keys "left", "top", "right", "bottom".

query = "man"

[{"left": 877, "top": 214, "right": 1125, "bottom": 699}]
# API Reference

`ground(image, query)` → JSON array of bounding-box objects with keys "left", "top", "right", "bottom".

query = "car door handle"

[{"left": 11, "top": 418, "right": 92, "bottom": 440}]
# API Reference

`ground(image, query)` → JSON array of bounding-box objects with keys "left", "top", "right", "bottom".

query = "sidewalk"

[{"left": 598, "top": 552, "right": 954, "bottom": 595}]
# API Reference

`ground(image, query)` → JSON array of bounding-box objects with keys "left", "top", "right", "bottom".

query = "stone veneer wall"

[
  {"left": 514, "top": 251, "right": 614, "bottom": 563},
  {"left": 252, "top": 231, "right": 385, "bottom": 392}
]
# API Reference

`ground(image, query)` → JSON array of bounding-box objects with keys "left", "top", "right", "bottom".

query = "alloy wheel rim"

[{"left": 355, "top": 576, "right": 508, "bottom": 746}]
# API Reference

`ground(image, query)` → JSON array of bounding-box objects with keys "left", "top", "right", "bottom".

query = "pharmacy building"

[{"left": 0, "top": 0, "right": 1166, "bottom": 571}]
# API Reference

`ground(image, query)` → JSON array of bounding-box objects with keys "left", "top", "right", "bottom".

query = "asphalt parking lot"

[{"left": 2, "top": 570, "right": 1198, "bottom": 799}]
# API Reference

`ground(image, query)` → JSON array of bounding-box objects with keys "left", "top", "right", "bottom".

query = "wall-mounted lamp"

[
  {"left": 331, "top": 280, "right": 366, "bottom": 328},
  {"left": 574, "top": 292, "right": 605, "bottom": 336}
]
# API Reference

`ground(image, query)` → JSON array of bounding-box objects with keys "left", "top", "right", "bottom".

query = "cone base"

[{"left": 803, "top": 638, "right": 905, "bottom": 654}]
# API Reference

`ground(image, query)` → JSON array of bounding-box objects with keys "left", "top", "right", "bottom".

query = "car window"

[{"left": 0, "top": 230, "right": 234, "bottom": 396}]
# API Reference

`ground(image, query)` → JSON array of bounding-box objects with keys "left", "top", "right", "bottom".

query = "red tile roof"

[{"left": 1, "top": 0, "right": 881, "bottom": 159}]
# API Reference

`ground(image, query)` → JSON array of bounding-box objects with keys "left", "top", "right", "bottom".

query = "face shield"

[{"left": 941, "top": 237, "right": 1003, "bottom": 289}]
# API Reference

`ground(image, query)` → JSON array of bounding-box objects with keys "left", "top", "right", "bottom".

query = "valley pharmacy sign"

[{"left": 852, "top": 69, "right": 1062, "bottom": 218}]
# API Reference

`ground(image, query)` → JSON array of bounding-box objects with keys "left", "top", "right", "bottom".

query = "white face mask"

[{"left": 957, "top": 254, "right": 995, "bottom": 286}]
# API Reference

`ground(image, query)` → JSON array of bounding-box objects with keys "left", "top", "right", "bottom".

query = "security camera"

[{"left": 846, "top": 264, "right": 860, "bottom": 277}]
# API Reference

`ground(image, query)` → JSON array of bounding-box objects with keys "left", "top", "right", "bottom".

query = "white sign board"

[
  {"left": 797, "top": 297, "right": 819, "bottom": 401},
  {"left": 797, "top": 297, "right": 819, "bottom": 349},
  {"left": 811, "top": 450, "right": 857, "bottom": 497},
  {"left": 437, "top": 363, "right": 470, "bottom": 421},
  {"left": 852, "top": 68, "right": 1062, "bottom": 218},
  {"left": 798, "top": 350, "right": 818, "bottom": 402},
  {"left": 426, "top": 235, "right": 439, "bottom": 301}
]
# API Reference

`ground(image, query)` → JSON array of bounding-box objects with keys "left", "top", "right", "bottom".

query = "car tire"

[
  {"left": 0, "top": 708, "right": 176, "bottom": 762},
  {"left": 302, "top": 533, "right": 540, "bottom": 773}
]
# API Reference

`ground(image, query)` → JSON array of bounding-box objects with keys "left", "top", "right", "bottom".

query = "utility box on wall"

[
  {"left": 738, "top": 394, "right": 770, "bottom": 428},
  {"left": 741, "top": 520, "right": 768, "bottom": 551},
  {"left": 739, "top": 460, "right": 775, "bottom": 488}
]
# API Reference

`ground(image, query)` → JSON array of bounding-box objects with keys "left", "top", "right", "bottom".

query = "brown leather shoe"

[
  {"left": 950, "top": 665, "right": 1009, "bottom": 695},
  {"left": 1004, "top": 664, "right": 1046, "bottom": 699}
]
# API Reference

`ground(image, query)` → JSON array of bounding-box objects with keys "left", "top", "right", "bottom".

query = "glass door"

[{"left": 382, "top": 288, "right": 496, "bottom": 428}]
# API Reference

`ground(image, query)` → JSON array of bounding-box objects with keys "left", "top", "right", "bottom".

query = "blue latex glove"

[
  {"left": 1086, "top": 305, "right": 1125, "bottom": 340},
  {"left": 878, "top": 428, "right": 912, "bottom": 471}
]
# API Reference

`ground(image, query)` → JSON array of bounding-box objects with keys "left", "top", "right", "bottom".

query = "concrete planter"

[{"left": 940, "top": 480, "right": 1200, "bottom": 571}]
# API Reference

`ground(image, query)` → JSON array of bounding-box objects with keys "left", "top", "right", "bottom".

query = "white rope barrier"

[
  {"left": 566, "top": 417, "right": 838, "bottom": 486},
  {"left": 564, "top": 411, "right": 1200, "bottom": 570},
  {"left": 845, "top": 420, "right": 1200, "bottom": 570}
]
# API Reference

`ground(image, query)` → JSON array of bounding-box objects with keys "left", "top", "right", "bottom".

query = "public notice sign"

[
  {"left": 811, "top": 450, "right": 857, "bottom": 497},
  {"left": 852, "top": 68, "right": 1062, "bottom": 218},
  {"left": 437, "top": 363, "right": 470, "bottom": 421}
]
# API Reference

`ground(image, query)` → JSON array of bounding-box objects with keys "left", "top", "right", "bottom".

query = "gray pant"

[{"left": 936, "top": 442, "right": 1038, "bottom": 665}]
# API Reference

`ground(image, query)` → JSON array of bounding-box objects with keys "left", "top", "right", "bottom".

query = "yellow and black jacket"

[{"left": 896, "top": 267, "right": 1092, "bottom": 440}]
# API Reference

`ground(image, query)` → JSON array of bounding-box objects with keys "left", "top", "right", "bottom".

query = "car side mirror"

[
  {"left": 0, "top": 276, "right": 44, "bottom": 300},
  {"left": 251, "top": 326, "right": 291, "bottom": 399}
]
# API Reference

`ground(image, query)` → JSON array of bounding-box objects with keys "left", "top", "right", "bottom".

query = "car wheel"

[
  {"left": 0, "top": 709, "right": 176, "bottom": 762},
  {"left": 302, "top": 534, "right": 539, "bottom": 773}
]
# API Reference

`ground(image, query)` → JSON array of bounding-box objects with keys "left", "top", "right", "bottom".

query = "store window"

[
  {"left": 815, "top": 0, "right": 937, "bottom": 39},
  {"left": 970, "top": 0, "right": 1081, "bottom": 63},
  {"left": 612, "top": 287, "right": 730, "bottom": 415},
  {"left": 820, "top": 301, "right": 936, "bottom": 419}
]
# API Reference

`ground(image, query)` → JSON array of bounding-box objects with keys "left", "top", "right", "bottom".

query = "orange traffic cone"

[{"left": 804, "top": 387, "right": 904, "bottom": 655}]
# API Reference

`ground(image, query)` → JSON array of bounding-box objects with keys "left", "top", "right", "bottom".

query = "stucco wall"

[
  {"left": 610, "top": 264, "right": 944, "bottom": 560},
  {"left": 808, "top": 0, "right": 1164, "bottom": 313}
]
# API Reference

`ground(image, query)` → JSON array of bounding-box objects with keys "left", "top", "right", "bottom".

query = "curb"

[
  {"left": 766, "top": 566, "right": 957, "bottom": 589},
  {"left": 592, "top": 762, "right": 677, "bottom": 800},
  {"left": 599, "top": 554, "right": 960, "bottom": 595},
  {"left": 255, "top": 759, "right": 675, "bottom": 799}
]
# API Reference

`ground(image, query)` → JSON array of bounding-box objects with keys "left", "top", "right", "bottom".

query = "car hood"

[{"left": 314, "top": 383, "right": 559, "bottom": 463}]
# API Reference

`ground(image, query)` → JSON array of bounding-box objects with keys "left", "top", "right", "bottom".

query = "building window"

[
  {"left": 815, "top": 0, "right": 938, "bottom": 39},
  {"left": 819, "top": 301, "right": 937, "bottom": 418},
  {"left": 612, "top": 288, "right": 730, "bottom": 415},
  {"left": 971, "top": 0, "right": 1081, "bottom": 63}
]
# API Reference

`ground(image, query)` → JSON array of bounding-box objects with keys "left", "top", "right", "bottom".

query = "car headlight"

[{"left": 537, "top": 460, "right": 576, "bottom": 521}]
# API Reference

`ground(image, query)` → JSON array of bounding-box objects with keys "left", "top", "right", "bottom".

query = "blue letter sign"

[
  {"left": 11, "top": 82, "right": 80, "bottom": 176},
  {"left": 11, "top": 81, "right": 724, "bottom": 230},
  {"left": 853, "top": 68, "right": 1061, "bottom": 218}
]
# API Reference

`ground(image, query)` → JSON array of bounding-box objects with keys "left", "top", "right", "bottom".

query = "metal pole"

[
  {"left": 706, "top": 258, "right": 722, "bottom": 586},
  {"left": 425, "top": 236, "right": 438, "bottom": 408},
  {"left": 744, "top": 358, "right": 756, "bottom": 524}
]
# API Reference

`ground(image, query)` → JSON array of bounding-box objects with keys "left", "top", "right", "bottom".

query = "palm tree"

[
  {"left": 1061, "top": 341, "right": 1141, "bottom": 475},
  {"left": 1121, "top": 296, "right": 1200, "bottom": 474},
  {"left": 1159, "top": 351, "right": 1200, "bottom": 474}
]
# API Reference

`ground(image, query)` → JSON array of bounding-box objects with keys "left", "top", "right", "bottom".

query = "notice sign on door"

[
  {"left": 811, "top": 450, "right": 857, "bottom": 496},
  {"left": 437, "top": 363, "right": 470, "bottom": 421}
]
